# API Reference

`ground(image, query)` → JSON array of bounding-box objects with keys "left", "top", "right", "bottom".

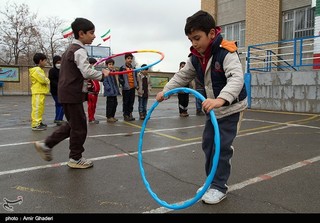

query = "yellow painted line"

[
  {"left": 248, "top": 109, "right": 320, "bottom": 116},
  {"left": 240, "top": 115, "right": 320, "bottom": 134},
  {"left": 125, "top": 114, "right": 320, "bottom": 141},
  {"left": 14, "top": 185, "right": 52, "bottom": 194},
  {"left": 123, "top": 121, "right": 201, "bottom": 142}
]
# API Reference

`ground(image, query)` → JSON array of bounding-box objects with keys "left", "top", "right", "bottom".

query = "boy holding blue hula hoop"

[{"left": 156, "top": 10, "right": 247, "bottom": 204}]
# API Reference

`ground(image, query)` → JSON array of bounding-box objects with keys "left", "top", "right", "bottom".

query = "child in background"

[
  {"left": 29, "top": 53, "right": 50, "bottom": 131},
  {"left": 177, "top": 61, "right": 190, "bottom": 117},
  {"left": 49, "top": 55, "right": 65, "bottom": 125},
  {"left": 103, "top": 58, "right": 120, "bottom": 123},
  {"left": 118, "top": 53, "right": 137, "bottom": 121},
  {"left": 87, "top": 57, "right": 101, "bottom": 124},
  {"left": 136, "top": 64, "right": 152, "bottom": 120},
  {"left": 194, "top": 76, "right": 206, "bottom": 116}
]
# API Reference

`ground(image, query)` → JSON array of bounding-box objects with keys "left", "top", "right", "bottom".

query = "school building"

[{"left": 201, "top": 0, "right": 315, "bottom": 51}]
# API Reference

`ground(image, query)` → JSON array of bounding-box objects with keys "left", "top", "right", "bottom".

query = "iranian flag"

[
  {"left": 101, "top": 29, "right": 111, "bottom": 42},
  {"left": 62, "top": 26, "right": 73, "bottom": 38}
]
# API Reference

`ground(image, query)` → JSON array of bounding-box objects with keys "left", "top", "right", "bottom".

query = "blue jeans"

[
  {"left": 195, "top": 89, "right": 205, "bottom": 111},
  {"left": 52, "top": 95, "right": 64, "bottom": 121},
  {"left": 138, "top": 96, "right": 148, "bottom": 114}
]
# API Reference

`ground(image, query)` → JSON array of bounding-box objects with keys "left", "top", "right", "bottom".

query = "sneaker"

[
  {"left": 179, "top": 112, "right": 189, "bottom": 117},
  {"left": 32, "top": 125, "right": 47, "bottom": 131},
  {"left": 196, "top": 110, "right": 205, "bottom": 116},
  {"left": 107, "top": 117, "right": 117, "bottom": 123},
  {"left": 201, "top": 188, "right": 227, "bottom": 204},
  {"left": 40, "top": 122, "right": 48, "bottom": 127},
  {"left": 124, "top": 115, "right": 135, "bottom": 121},
  {"left": 89, "top": 120, "right": 99, "bottom": 124},
  {"left": 67, "top": 157, "right": 93, "bottom": 169},
  {"left": 34, "top": 141, "right": 52, "bottom": 161},
  {"left": 197, "top": 185, "right": 206, "bottom": 193},
  {"left": 56, "top": 120, "right": 65, "bottom": 126}
]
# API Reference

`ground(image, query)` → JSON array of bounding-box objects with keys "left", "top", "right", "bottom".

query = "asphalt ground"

[{"left": 0, "top": 94, "right": 319, "bottom": 220}]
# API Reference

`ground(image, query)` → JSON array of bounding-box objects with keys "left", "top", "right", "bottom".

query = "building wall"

[
  {"left": 246, "top": 0, "right": 281, "bottom": 46},
  {"left": 282, "top": 0, "right": 311, "bottom": 11},
  {"left": 217, "top": 0, "right": 246, "bottom": 25},
  {"left": 251, "top": 70, "right": 320, "bottom": 113},
  {"left": 201, "top": 0, "right": 312, "bottom": 46},
  {"left": 201, "top": 0, "right": 217, "bottom": 19}
]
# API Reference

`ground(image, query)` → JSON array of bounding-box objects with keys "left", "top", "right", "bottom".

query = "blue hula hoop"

[{"left": 138, "top": 87, "right": 221, "bottom": 210}]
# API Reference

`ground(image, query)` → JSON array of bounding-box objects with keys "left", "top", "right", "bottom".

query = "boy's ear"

[
  {"left": 78, "top": 30, "right": 85, "bottom": 37},
  {"left": 209, "top": 28, "right": 215, "bottom": 40}
]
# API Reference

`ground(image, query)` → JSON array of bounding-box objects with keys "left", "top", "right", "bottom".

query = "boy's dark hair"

[
  {"left": 141, "top": 64, "right": 148, "bottom": 70},
  {"left": 88, "top": 57, "right": 97, "bottom": 65},
  {"left": 179, "top": 61, "right": 186, "bottom": 67},
  {"left": 33, "top": 53, "right": 47, "bottom": 65},
  {"left": 71, "top": 18, "right": 95, "bottom": 39},
  {"left": 105, "top": 58, "right": 115, "bottom": 65},
  {"left": 52, "top": 55, "right": 61, "bottom": 65},
  {"left": 184, "top": 10, "right": 216, "bottom": 35},
  {"left": 124, "top": 53, "right": 133, "bottom": 59}
]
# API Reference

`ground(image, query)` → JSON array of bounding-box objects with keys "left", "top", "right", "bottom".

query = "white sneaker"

[
  {"left": 67, "top": 157, "right": 93, "bottom": 169},
  {"left": 197, "top": 185, "right": 206, "bottom": 193},
  {"left": 202, "top": 188, "right": 227, "bottom": 204},
  {"left": 34, "top": 141, "right": 52, "bottom": 161}
]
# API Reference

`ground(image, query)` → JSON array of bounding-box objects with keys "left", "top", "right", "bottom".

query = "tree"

[
  {"left": 0, "top": 2, "right": 38, "bottom": 65},
  {"left": 35, "top": 16, "right": 67, "bottom": 65}
]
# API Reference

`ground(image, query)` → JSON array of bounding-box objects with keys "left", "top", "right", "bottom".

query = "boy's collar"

[{"left": 72, "top": 39, "right": 85, "bottom": 47}]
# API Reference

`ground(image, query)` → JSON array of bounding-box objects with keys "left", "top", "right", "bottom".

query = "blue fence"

[{"left": 244, "top": 35, "right": 320, "bottom": 108}]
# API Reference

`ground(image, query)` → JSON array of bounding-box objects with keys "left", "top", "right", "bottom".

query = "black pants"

[
  {"left": 178, "top": 93, "right": 189, "bottom": 113},
  {"left": 202, "top": 112, "right": 240, "bottom": 193},
  {"left": 45, "top": 103, "right": 87, "bottom": 160},
  {"left": 106, "top": 96, "right": 118, "bottom": 118},
  {"left": 122, "top": 88, "right": 136, "bottom": 116}
]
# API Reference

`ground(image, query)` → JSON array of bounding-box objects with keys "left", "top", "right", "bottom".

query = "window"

[
  {"left": 282, "top": 6, "right": 315, "bottom": 40},
  {"left": 221, "top": 21, "right": 246, "bottom": 47}
]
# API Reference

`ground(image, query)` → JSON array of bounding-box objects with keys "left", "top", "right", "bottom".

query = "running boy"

[
  {"left": 156, "top": 10, "right": 247, "bottom": 204},
  {"left": 34, "top": 18, "right": 110, "bottom": 169}
]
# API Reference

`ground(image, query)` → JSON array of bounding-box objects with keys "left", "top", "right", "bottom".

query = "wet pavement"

[{"left": 0, "top": 94, "right": 319, "bottom": 218}]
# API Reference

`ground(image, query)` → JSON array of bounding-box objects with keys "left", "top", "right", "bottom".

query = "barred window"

[
  {"left": 282, "top": 6, "right": 315, "bottom": 40},
  {"left": 221, "top": 21, "right": 245, "bottom": 47}
]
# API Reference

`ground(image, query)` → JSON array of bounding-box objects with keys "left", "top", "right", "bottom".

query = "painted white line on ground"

[
  {"left": 0, "top": 125, "right": 204, "bottom": 148},
  {"left": 0, "top": 142, "right": 201, "bottom": 176},
  {"left": 145, "top": 155, "right": 320, "bottom": 213}
]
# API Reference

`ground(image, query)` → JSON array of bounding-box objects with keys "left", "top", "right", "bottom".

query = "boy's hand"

[
  {"left": 102, "top": 68, "right": 110, "bottom": 77},
  {"left": 156, "top": 91, "right": 165, "bottom": 102},
  {"left": 87, "top": 81, "right": 92, "bottom": 88},
  {"left": 202, "top": 98, "right": 226, "bottom": 113}
]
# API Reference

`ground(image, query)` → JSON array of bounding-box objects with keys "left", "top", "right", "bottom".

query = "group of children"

[
  {"left": 87, "top": 54, "right": 152, "bottom": 123},
  {"left": 33, "top": 10, "right": 247, "bottom": 206},
  {"left": 29, "top": 53, "right": 151, "bottom": 130}
]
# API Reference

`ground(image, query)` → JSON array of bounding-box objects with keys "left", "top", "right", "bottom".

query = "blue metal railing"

[
  {"left": 244, "top": 35, "right": 320, "bottom": 108},
  {"left": 246, "top": 35, "right": 320, "bottom": 73}
]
